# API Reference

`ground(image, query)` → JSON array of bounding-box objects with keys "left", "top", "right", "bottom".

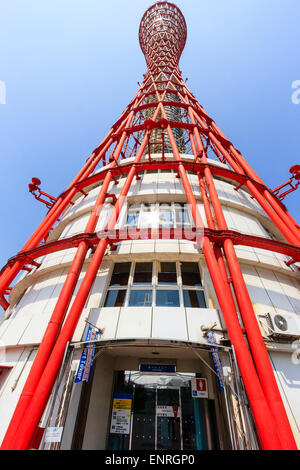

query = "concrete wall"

[
  {"left": 88, "top": 306, "right": 223, "bottom": 344},
  {"left": 82, "top": 354, "right": 115, "bottom": 450},
  {"left": 0, "top": 347, "right": 37, "bottom": 444}
]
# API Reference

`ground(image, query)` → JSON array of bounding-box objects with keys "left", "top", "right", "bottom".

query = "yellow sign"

[{"left": 112, "top": 399, "right": 132, "bottom": 411}]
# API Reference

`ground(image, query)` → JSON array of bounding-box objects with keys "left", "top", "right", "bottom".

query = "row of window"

[
  {"left": 125, "top": 202, "right": 192, "bottom": 230},
  {"left": 104, "top": 261, "right": 207, "bottom": 309},
  {"left": 101, "top": 169, "right": 199, "bottom": 180}
]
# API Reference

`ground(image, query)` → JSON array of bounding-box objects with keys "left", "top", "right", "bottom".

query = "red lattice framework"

[{"left": 1, "top": 2, "right": 300, "bottom": 450}]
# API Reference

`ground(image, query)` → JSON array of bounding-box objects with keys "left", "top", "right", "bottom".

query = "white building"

[{"left": 0, "top": 152, "right": 299, "bottom": 450}]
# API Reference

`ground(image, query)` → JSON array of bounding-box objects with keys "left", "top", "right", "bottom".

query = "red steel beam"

[
  {"left": 188, "top": 108, "right": 297, "bottom": 448},
  {"left": 0, "top": 83, "right": 152, "bottom": 447},
  {"left": 190, "top": 107, "right": 300, "bottom": 244},
  {"left": 3, "top": 228, "right": 300, "bottom": 279},
  {"left": 192, "top": 107, "right": 300, "bottom": 243},
  {"left": 202, "top": 154, "right": 297, "bottom": 449},
  {"left": 0, "top": 296, "right": 9, "bottom": 311},
  {"left": 160, "top": 95, "right": 282, "bottom": 449},
  {"left": 4, "top": 225, "right": 300, "bottom": 276},
  {"left": 0, "top": 82, "right": 148, "bottom": 298},
  {"left": 0, "top": 136, "right": 114, "bottom": 297},
  {"left": 2, "top": 95, "right": 159, "bottom": 450},
  {"left": 0, "top": 110, "right": 136, "bottom": 450}
]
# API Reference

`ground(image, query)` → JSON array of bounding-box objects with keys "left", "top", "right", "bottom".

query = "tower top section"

[{"left": 139, "top": 2, "right": 187, "bottom": 67}]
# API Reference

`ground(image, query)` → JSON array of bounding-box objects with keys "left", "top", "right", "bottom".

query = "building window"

[
  {"left": 183, "top": 290, "right": 206, "bottom": 309},
  {"left": 104, "top": 289, "right": 127, "bottom": 307},
  {"left": 124, "top": 202, "right": 192, "bottom": 230},
  {"left": 104, "top": 262, "right": 131, "bottom": 307},
  {"left": 109, "top": 262, "right": 131, "bottom": 286},
  {"left": 129, "top": 289, "right": 153, "bottom": 307},
  {"left": 103, "top": 261, "right": 206, "bottom": 308},
  {"left": 181, "top": 262, "right": 202, "bottom": 286},
  {"left": 132, "top": 262, "right": 153, "bottom": 285},
  {"left": 158, "top": 262, "right": 177, "bottom": 285},
  {"left": 156, "top": 289, "right": 180, "bottom": 307}
]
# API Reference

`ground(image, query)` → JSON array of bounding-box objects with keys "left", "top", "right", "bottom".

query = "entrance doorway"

[
  {"left": 132, "top": 385, "right": 206, "bottom": 450},
  {"left": 107, "top": 371, "right": 219, "bottom": 450}
]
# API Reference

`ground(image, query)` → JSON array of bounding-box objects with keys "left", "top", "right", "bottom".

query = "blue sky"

[{"left": 0, "top": 0, "right": 299, "bottom": 269}]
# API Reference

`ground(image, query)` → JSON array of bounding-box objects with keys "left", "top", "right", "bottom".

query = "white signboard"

[
  {"left": 44, "top": 427, "right": 64, "bottom": 443},
  {"left": 191, "top": 378, "right": 208, "bottom": 398},
  {"left": 156, "top": 405, "right": 181, "bottom": 418},
  {"left": 110, "top": 409, "right": 131, "bottom": 434},
  {"left": 110, "top": 396, "right": 132, "bottom": 435}
]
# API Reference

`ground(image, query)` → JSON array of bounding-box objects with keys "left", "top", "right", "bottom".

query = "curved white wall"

[
  {"left": 1, "top": 155, "right": 299, "bottom": 345},
  {"left": 0, "top": 154, "right": 299, "bottom": 447}
]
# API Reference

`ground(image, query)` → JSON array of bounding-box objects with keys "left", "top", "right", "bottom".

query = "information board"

[{"left": 110, "top": 394, "right": 132, "bottom": 435}]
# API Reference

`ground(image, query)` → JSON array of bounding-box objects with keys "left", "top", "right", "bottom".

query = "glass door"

[
  {"left": 130, "top": 387, "right": 156, "bottom": 450},
  {"left": 108, "top": 371, "right": 215, "bottom": 450},
  {"left": 156, "top": 388, "right": 182, "bottom": 450}
]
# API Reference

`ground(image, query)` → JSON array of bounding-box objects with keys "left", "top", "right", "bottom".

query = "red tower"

[{"left": 0, "top": 2, "right": 299, "bottom": 450}]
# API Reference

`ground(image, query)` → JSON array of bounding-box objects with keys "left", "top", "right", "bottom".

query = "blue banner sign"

[
  {"left": 206, "top": 331, "right": 224, "bottom": 392},
  {"left": 75, "top": 326, "right": 99, "bottom": 383}
]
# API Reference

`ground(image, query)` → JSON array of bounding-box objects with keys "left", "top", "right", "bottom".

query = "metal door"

[
  {"left": 130, "top": 387, "right": 156, "bottom": 450},
  {"left": 156, "top": 387, "right": 182, "bottom": 450},
  {"left": 131, "top": 385, "right": 185, "bottom": 450}
]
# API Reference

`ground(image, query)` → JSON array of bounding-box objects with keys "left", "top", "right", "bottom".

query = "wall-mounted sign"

[
  {"left": 110, "top": 393, "right": 132, "bottom": 435},
  {"left": 191, "top": 378, "right": 208, "bottom": 398},
  {"left": 44, "top": 427, "right": 64, "bottom": 443},
  {"left": 156, "top": 405, "right": 181, "bottom": 419},
  {"left": 139, "top": 363, "right": 176, "bottom": 374}
]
